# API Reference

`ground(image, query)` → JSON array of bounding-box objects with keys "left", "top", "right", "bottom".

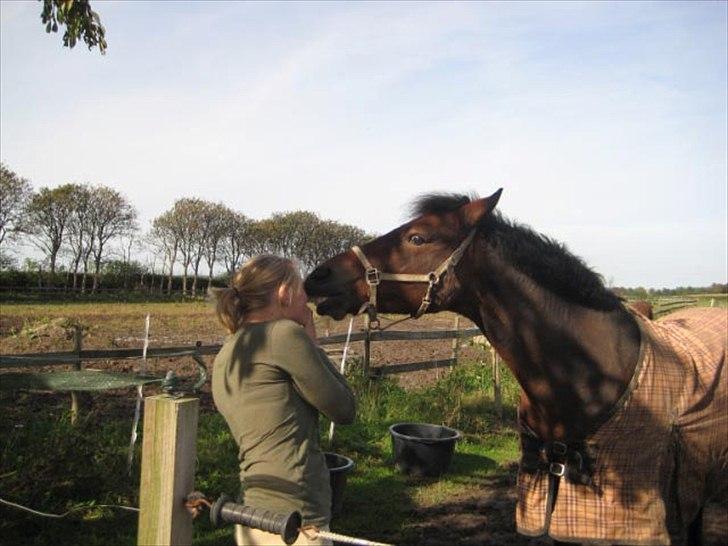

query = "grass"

[{"left": 0, "top": 357, "right": 521, "bottom": 546}]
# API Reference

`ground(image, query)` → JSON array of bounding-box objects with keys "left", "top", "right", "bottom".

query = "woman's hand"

[
  {"left": 299, "top": 306, "right": 318, "bottom": 344},
  {"left": 282, "top": 282, "right": 318, "bottom": 344}
]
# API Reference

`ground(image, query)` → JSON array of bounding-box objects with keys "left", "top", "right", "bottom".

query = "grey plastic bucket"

[
  {"left": 389, "top": 423, "right": 461, "bottom": 477},
  {"left": 324, "top": 452, "right": 354, "bottom": 516}
]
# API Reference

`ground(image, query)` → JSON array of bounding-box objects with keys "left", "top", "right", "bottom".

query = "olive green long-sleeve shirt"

[{"left": 212, "top": 319, "right": 356, "bottom": 526}]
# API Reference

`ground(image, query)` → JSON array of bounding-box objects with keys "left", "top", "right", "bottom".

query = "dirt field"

[{"left": 0, "top": 301, "right": 483, "bottom": 389}]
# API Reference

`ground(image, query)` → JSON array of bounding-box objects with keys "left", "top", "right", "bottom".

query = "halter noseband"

[{"left": 351, "top": 229, "right": 477, "bottom": 329}]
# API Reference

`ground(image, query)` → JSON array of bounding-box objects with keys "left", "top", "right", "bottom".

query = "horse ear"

[{"left": 462, "top": 188, "right": 502, "bottom": 227}]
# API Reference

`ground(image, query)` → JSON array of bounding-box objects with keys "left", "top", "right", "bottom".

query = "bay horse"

[{"left": 304, "top": 190, "right": 727, "bottom": 545}]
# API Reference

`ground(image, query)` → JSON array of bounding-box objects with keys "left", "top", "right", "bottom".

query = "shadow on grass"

[
  {"left": 400, "top": 464, "right": 553, "bottom": 546},
  {"left": 332, "top": 444, "right": 500, "bottom": 545}
]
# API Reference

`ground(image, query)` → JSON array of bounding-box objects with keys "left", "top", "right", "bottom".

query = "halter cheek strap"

[{"left": 351, "top": 229, "right": 477, "bottom": 328}]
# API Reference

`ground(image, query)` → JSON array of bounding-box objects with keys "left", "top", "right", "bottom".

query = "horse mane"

[{"left": 409, "top": 193, "right": 621, "bottom": 311}]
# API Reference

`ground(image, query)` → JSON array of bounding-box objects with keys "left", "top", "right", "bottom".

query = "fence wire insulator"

[{"left": 184, "top": 491, "right": 212, "bottom": 519}]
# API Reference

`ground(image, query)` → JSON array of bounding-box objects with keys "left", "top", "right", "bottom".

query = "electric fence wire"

[{"left": 0, "top": 495, "right": 139, "bottom": 518}]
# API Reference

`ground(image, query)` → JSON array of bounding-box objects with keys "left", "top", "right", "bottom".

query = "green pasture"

[{"left": 0, "top": 358, "right": 521, "bottom": 546}]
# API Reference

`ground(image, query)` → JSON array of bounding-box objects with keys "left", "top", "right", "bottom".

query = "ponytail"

[{"left": 213, "top": 255, "right": 299, "bottom": 334}]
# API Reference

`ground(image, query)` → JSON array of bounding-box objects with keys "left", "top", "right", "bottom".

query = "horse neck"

[{"left": 458, "top": 253, "right": 641, "bottom": 441}]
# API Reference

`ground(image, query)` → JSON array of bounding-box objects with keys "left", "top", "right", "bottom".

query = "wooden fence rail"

[{"left": 0, "top": 324, "right": 483, "bottom": 375}]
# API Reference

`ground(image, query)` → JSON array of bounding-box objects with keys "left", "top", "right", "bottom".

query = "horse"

[
  {"left": 627, "top": 300, "right": 654, "bottom": 320},
  {"left": 304, "top": 190, "right": 727, "bottom": 545}
]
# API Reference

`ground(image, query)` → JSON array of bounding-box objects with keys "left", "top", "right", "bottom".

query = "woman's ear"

[
  {"left": 278, "top": 282, "right": 298, "bottom": 307},
  {"left": 277, "top": 284, "right": 292, "bottom": 307}
]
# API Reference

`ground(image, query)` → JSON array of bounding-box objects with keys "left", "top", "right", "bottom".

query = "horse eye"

[{"left": 409, "top": 235, "right": 426, "bottom": 246}]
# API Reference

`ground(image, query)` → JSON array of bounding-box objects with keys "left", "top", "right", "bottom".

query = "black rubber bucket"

[
  {"left": 324, "top": 452, "right": 354, "bottom": 516},
  {"left": 389, "top": 423, "right": 461, "bottom": 477}
]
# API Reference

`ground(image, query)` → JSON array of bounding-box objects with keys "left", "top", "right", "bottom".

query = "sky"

[{"left": 1, "top": 0, "right": 726, "bottom": 288}]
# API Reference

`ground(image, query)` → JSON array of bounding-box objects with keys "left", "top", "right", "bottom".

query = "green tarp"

[{"left": 0, "top": 371, "right": 162, "bottom": 392}]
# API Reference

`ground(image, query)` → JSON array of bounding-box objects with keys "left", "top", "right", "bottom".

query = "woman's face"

[{"left": 280, "top": 276, "right": 309, "bottom": 323}]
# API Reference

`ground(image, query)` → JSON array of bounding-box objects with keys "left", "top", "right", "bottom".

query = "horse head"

[{"left": 304, "top": 189, "right": 502, "bottom": 320}]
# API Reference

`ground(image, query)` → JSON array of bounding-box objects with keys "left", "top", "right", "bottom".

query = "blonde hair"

[{"left": 214, "top": 255, "right": 300, "bottom": 334}]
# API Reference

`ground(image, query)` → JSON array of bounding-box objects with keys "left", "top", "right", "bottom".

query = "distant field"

[{"left": 692, "top": 293, "right": 728, "bottom": 308}]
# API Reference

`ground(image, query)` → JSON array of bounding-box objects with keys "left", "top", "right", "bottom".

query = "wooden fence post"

[
  {"left": 70, "top": 325, "right": 83, "bottom": 424},
  {"left": 363, "top": 315, "right": 371, "bottom": 378},
  {"left": 137, "top": 395, "right": 199, "bottom": 546},
  {"left": 450, "top": 315, "right": 461, "bottom": 363}
]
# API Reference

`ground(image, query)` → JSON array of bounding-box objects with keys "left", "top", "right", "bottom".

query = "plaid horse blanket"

[{"left": 516, "top": 307, "right": 727, "bottom": 545}]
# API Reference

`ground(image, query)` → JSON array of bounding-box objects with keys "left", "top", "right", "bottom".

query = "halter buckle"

[
  {"left": 365, "top": 268, "right": 380, "bottom": 286},
  {"left": 549, "top": 462, "right": 566, "bottom": 477}
]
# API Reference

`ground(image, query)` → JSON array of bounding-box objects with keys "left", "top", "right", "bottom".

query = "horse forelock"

[{"left": 407, "top": 192, "right": 477, "bottom": 219}]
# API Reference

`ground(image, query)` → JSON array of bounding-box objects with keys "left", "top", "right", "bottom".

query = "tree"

[
  {"left": 220, "top": 209, "right": 254, "bottom": 275},
  {"left": 87, "top": 185, "right": 138, "bottom": 292},
  {"left": 267, "top": 211, "right": 321, "bottom": 268},
  {"left": 0, "top": 163, "right": 33, "bottom": 248},
  {"left": 0, "top": 251, "right": 17, "bottom": 271},
  {"left": 26, "top": 184, "right": 77, "bottom": 278},
  {"left": 40, "top": 0, "right": 107, "bottom": 54},
  {"left": 150, "top": 211, "right": 179, "bottom": 294},
  {"left": 301, "top": 220, "right": 368, "bottom": 274},
  {"left": 199, "top": 202, "right": 231, "bottom": 292},
  {"left": 254, "top": 211, "right": 368, "bottom": 274},
  {"left": 246, "top": 219, "right": 278, "bottom": 256},
  {"left": 115, "top": 232, "right": 144, "bottom": 289},
  {"left": 175, "top": 199, "right": 203, "bottom": 295},
  {"left": 188, "top": 200, "right": 221, "bottom": 296},
  {"left": 64, "top": 184, "right": 93, "bottom": 289},
  {"left": 157, "top": 198, "right": 205, "bottom": 295}
]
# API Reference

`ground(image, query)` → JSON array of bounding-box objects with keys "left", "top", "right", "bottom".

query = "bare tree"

[
  {"left": 26, "top": 184, "right": 77, "bottom": 278},
  {"left": 0, "top": 163, "right": 33, "bottom": 248},
  {"left": 87, "top": 185, "right": 138, "bottom": 292},
  {"left": 151, "top": 210, "right": 179, "bottom": 294},
  {"left": 117, "top": 232, "right": 142, "bottom": 289},
  {"left": 220, "top": 209, "right": 253, "bottom": 275},
  {"left": 164, "top": 198, "right": 203, "bottom": 295},
  {"left": 65, "top": 184, "right": 93, "bottom": 289},
  {"left": 200, "top": 202, "right": 231, "bottom": 291},
  {"left": 189, "top": 200, "right": 219, "bottom": 296}
]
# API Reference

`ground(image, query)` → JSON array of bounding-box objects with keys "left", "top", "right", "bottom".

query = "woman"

[{"left": 212, "top": 255, "right": 356, "bottom": 546}]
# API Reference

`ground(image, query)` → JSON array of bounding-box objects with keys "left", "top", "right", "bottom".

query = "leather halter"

[{"left": 350, "top": 229, "right": 477, "bottom": 329}]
